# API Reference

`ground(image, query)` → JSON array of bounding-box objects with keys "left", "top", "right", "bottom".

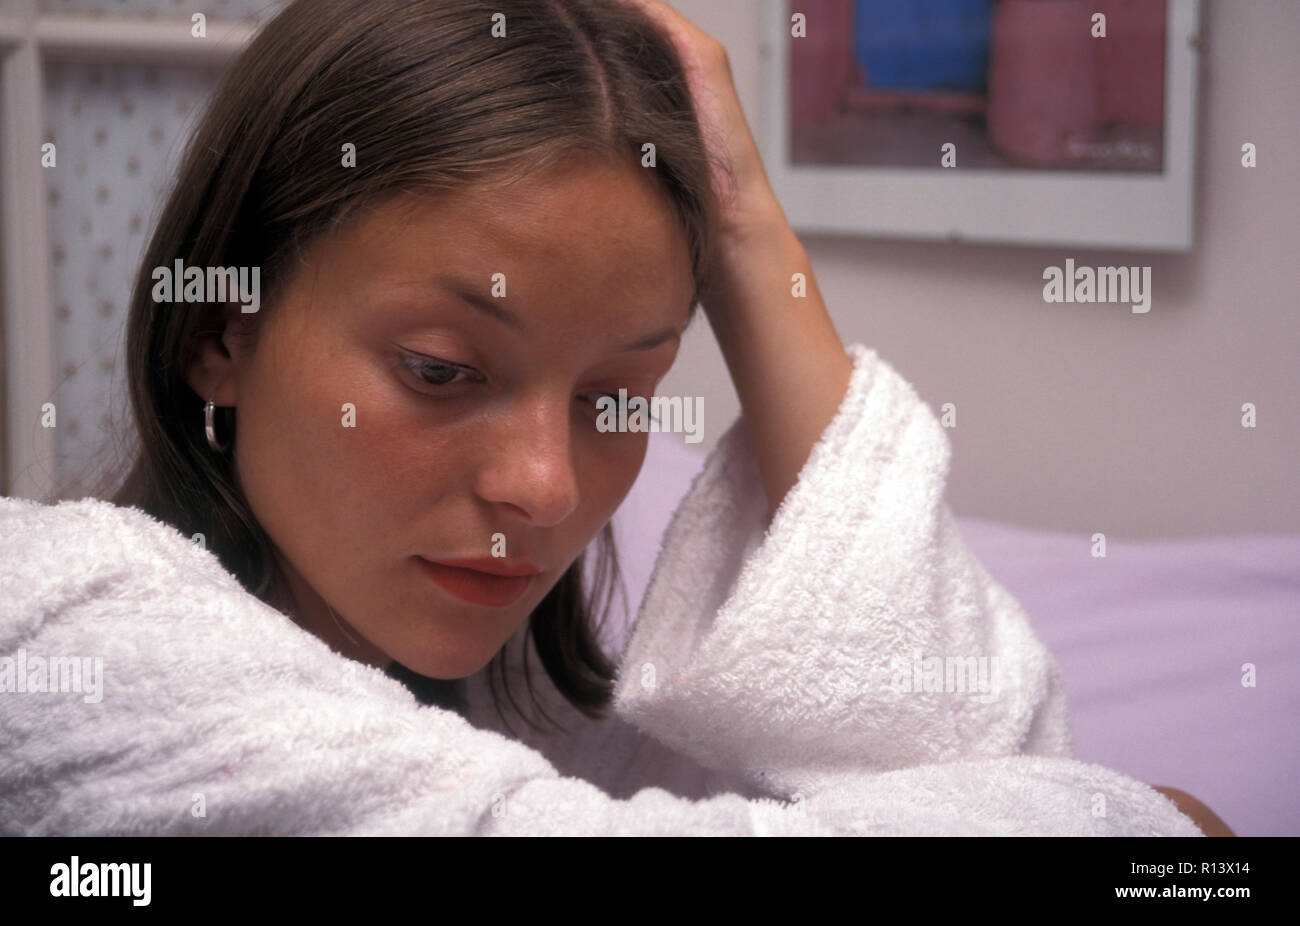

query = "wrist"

[
  {"left": 716, "top": 189, "right": 788, "bottom": 253},
  {"left": 704, "top": 210, "right": 809, "bottom": 331},
  {"left": 710, "top": 197, "right": 797, "bottom": 293}
]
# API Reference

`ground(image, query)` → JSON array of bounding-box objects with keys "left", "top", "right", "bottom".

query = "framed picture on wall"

[{"left": 758, "top": 0, "right": 1202, "bottom": 250}]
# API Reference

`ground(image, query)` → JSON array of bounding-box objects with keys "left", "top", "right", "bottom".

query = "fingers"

[
  {"left": 620, "top": 0, "right": 720, "bottom": 61},
  {"left": 1151, "top": 785, "right": 1236, "bottom": 837}
]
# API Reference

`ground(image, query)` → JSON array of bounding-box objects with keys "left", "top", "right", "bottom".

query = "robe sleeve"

[{"left": 610, "top": 343, "right": 1075, "bottom": 800}]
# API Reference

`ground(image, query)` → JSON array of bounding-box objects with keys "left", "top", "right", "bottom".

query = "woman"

[{"left": 0, "top": 0, "right": 1228, "bottom": 836}]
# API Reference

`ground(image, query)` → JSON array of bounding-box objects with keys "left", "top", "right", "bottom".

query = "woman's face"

[{"left": 195, "top": 156, "right": 697, "bottom": 679}]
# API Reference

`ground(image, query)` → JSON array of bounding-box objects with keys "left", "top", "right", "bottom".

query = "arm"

[
  {"left": 0, "top": 489, "right": 1204, "bottom": 836},
  {"left": 613, "top": 344, "right": 1076, "bottom": 793},
  {"left": 626, "top": 0, "right": 853, "bottom": 524},
  {"left": 0, "top": 494, "right": 1185, "bottom": 836},
  {"left": 0, "top": 496, "right": 815, "bottom": 835},
  {"left": 617, "top": 4, "right": 1218, "bottom": 839},
  {"left": 707, "top": 219, "right": 854, "bottom": 524}
]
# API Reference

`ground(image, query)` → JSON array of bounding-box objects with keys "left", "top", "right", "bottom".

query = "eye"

[
  {"left": 396, "top": 347, "right": 650, "bottom": 422},
  {"left": 585, "top": 390, "right": 625, "bottom": 410},
  {"left": 396, "top": 352, "right": 481, "bottom": 390},
  {"left": 584, "top": 389, "right": 660, "bottom": 426}
]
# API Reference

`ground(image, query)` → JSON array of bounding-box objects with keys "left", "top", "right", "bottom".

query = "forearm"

[
  {"left": 704, "top": 206, "right": 854, "bottom": 523},
  {"left": 622, "top": 0, "right": 852, "bottom": 522}
]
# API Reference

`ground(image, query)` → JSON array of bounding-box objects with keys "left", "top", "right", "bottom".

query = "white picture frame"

[{"left": 757, "top": 0, "right": 1202, "bottom": 251}]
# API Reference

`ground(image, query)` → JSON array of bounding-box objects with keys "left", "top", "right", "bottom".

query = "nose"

[{"left": 472, "top": 394, "right": 581, "bottom": 527}]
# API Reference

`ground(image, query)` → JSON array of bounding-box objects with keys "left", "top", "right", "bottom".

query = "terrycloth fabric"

[{"left": 0, "top": 343, "right": 1201, "bottom": 835}]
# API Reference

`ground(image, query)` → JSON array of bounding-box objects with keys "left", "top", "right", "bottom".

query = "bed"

[{"left": 605, "top": 431, "right": 1300, "bottom": 837}]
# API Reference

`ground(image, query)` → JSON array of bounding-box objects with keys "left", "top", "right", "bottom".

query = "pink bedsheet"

[{"left": 953, "top": 517, "right": 1299, "bottom": 838}]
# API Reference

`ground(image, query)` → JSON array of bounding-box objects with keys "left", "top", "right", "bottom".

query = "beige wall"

[{"left": 662, "top": 0, "right": 1299, "bottom": 538}]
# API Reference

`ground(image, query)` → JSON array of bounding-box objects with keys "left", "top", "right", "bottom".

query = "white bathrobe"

[{"left": 0, "top": 343, "right": 1201, "bottom": 835}]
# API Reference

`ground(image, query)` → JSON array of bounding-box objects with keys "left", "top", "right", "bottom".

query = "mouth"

[{"left": 414, "top": 557, "right": 539, "bottom": 608}]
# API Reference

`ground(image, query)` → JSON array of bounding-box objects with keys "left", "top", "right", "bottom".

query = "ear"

[{"left": 181, "top": 303, "right": 258, "bottom": 407}]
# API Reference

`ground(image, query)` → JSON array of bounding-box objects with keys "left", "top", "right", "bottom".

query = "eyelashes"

[
  {"left": 399, "top": 354, "right": 480, "bottom": 389},
  {"left": 395, "top": 351, "right": 630, "bottom": 412}
]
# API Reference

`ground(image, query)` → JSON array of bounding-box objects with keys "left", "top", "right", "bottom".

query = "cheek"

[
  {"left": 338, "top": 412, "right": 466, "bottom": 523},
  {"left": 233, "top": 344, "right": 427, "bottom": 557},
  {"left": 308, "top": 399, "right": 466, "bottom": 542},
  {"left": 232, "top": 380, "right": 323, "bottom": 564},
  {"left": 574, "top": 433, "right": 650, "bottom": 525}
]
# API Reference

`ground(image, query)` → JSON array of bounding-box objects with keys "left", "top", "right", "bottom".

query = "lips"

[
  {"left": 415, "top": 557, "right": 540, "bottom": 607},
  {"left": 424, "top": 556, "right": 543, "bottom": 577}
]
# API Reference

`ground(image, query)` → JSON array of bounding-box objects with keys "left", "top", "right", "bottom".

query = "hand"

[
  {"left": 1150, "top": 785, "right": 1235, "bottom": 836},
  {"left": 624, "top": 0, "right": 853, "bottom": 524},
  {"left": 621, "top": 0, "right": 783, "bottom": 243}
]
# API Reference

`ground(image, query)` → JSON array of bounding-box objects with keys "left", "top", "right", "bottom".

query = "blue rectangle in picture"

[{"left": 854, "top": 0, "right": 992, "bottom": 91}]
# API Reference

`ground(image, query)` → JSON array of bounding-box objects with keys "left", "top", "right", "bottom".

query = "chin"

[{"left": 391, "top": 639, "right": 500, "bottom": 681}]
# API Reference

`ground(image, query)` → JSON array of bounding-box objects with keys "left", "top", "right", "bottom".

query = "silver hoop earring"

[{"left": 204, "top": 389, "right": 229, "bottom": 453}]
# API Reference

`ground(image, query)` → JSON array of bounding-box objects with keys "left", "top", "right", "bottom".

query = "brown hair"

[{"left": 92, "top": 0, "right": 724, "bottom": 734}]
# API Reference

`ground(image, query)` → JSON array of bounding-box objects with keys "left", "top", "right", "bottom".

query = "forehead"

[{"left": 327, "top": 157, "right": 697, "bottom": 311}]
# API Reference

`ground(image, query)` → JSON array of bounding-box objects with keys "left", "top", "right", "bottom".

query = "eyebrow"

[{"left": 430, "top": 278, "right": 684, "bottom": 353}]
